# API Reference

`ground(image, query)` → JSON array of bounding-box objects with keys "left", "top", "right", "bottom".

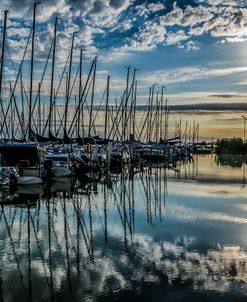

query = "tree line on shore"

[{"left": 216, "top": 137, "right": 247, "bottom": 154}]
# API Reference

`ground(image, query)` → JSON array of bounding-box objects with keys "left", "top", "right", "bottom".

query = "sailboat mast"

[
  {"left": 78, "top": 49, "right": 83, "bottom": 138},
  {"left": 48, "top": 16, "right": 59, "bottom": 135},
  {"left": 38, "top": 82, "right": 41, "bottom": 135},
  {"left": 122, "top": 66, "right": 130, "bottom": 141},
  {"left": 155, "top": 91, "right": 159, "bottom": 143},
  {"left": 130, "top": 69, "right": 137, "bottom": 139},
  {"left": 148, "top": 85, "right": 155, "bottom": 142},
  {"left": 64, "top": 31, "right": 77, "bottom": 136},
  {"left": 53, "top": 89, "right": 56, "bottom": 135},
  {"left": 9, "top": 82, "right": 13, "bottom": 141},
  {"left": 20, "top": 71, "right": 25, "bottom": 129},
  {"left": 0, "top": 10, "right": 8, "bottom": 127},
  {"left": 133, "top": 80, "right": 137, "bottom": 139},
  {"left": 88, "top": 56, "right": 97, "bottom": 137},
  {"left": 104, "top": 75, "right": 110, "bottom": 140},
  {"left": 160, "top": 86, "right": 164, "bottom": 140},
  {"left": 29, "top": 2, "right": 40, "bottom": 138}
]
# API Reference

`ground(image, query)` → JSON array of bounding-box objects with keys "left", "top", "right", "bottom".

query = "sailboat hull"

[
  {"left": 17, "top": 176, "right": 43, "bottom": 185},
  {"left": 51, "top": 167, "right": 71, "bottom": 177}
]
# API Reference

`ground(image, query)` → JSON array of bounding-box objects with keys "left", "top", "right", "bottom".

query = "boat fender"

[{"left": 87, "top": 144, "right": 93, "bottom": 154}]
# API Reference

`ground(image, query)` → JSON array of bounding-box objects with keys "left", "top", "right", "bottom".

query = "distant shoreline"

[{"left": 92, "top": 103, "right": 247, "bottom": 112}]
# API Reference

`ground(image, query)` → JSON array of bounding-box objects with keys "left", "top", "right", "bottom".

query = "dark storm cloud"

[
  {"left": 65, "top": 0, "right": 130, "bottom": 13},
  {"left": 209, "top": 94, "right": 246, "bottom": 98},
  {"left": 109, "top": 0, "right": 129, "bottom": 9},
  {"left": 136, "top": 103, "right": 247, "bottom": 112}
]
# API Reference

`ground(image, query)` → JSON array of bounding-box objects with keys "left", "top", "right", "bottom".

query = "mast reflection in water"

[{"left": 1, "top": 155, "right": 247, "bottom": 302}]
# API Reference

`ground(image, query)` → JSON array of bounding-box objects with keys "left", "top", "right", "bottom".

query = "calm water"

[{"left": 1, "top": 155, "right": 247, "bottom": 302}]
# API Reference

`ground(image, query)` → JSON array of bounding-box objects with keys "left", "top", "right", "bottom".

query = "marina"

[
  {"left": 1, "top": 1, "right": 247, "bottom": 301},
  {"left": 0, "top": 4, "right": 198, "bottom": 188}
]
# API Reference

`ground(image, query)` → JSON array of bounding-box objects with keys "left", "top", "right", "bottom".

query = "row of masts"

[{"left": 0, "top": 5, "right": 199, "bottom": 144}]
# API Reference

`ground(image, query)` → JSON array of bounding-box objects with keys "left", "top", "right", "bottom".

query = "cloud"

[
  {"left": 1, "top": 0, "right": 66, "bottom": 21},
  {"left": 165, "top": 29, "right": 188, "bottom": 45},
  {"left": 209, "top": 94, "right": 244, "bottom": 98},
  {"left": 114, "top": 20, "right": 166, "bottom": 52},
  {"left": 135, "top": 102, "right": 247, "bottom": 111},
  {"left": 225, "top": 37, "right": 246, "bottom": 42},
  {"left": 135, "top": 1, "right": 165, "bottom": 19},
  {"left": 65, "top": 0, "right": 131, "bottom": 28},
  {"left": 179, "top": 40, "right": 200, "bottom": 50},
  {"left": 3, "top": 0, "right": 247, "bottom": 68},
  {"left": 7, "top": 26, "right": 30, "bottom": 38},
  {"left": 109, "top": 0, "right": 128, "bottom": 10},
  {"left": 3, "top": 220, "right": 247, "bottom": 301},
  {"left": 205, "top": 0, "right": 243, "bottom": 7},
  {"left": 159, "top": 2, "right": 247, "bottom": 45},
  {"left": 139, "top": 65, "right": 247, "bottom": 85},
  {"left": 168, "top": 203, "right": 247, "bottom": 224},
  {"left": 160, "top": 4, "right": 214, "bottom": 27},
  {"left": 147, "top": 2, "right": 166, "bottom": 13},
  {"left": 2, "top": 0, "right": 247, "bottom": 104}
]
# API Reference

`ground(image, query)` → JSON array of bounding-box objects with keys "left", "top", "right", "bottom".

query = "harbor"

[
  {"left": 0, "top": 5, "right": 198, "bottom": 188},
  {"left": 1, "top": 1, "right": 247, "bottom": 301}
]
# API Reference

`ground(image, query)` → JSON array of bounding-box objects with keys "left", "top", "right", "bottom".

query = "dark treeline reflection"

[
  {"left": 216, "top": 154, "right": 247, "bottom": 168},
  {"left": 1, "top": 158, "right": 247, "bottom": 302}
]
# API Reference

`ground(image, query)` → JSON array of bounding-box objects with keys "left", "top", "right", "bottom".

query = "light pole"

[{"left": 242, "top": 115, "right": 247, "bottom": 141}]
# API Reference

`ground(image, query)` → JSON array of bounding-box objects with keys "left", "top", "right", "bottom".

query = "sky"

[{"left": 1, "top": 0, "right": 247, "bottom": 139}]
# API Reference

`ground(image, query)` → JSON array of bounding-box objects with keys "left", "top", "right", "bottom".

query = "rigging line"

[
  {"left": 149, "top": 100, "right": 161, "bottom": 141},
  {"left": 94, "top": 204, "right": 105, "bottom": 232},
  {"left": 120, "top": 86, "right": 136, "bottom": 139},
  {"left": 71, "top": 200, "right": 94, "bottom": 262},
  {"left": 52, "top": 14, "right": 73, "bottom": 80},
  {"left": 0, "top": 11, "right": 3, "bottom": 35},
  {"left": 68, "top": 65, "right": 80, "bottom": 99},
  {"left": 0, "top": 27, "right": 32, "bottom": 137},
  {"left": 113, "top": 181, "right": 133, "bottom": 231},
  {"left": 108, "top": 81, "right": 134, "bottom": 140},
  {"left": 109, "top": 108, "right": 121, "bottom": 139},
  {"left": 60, "top": 65, "right": 80, "bottom": 134},
  {"left": 10, "top": 208, "right": 17, "bottom": 227},
  {"left": 30, "top": 40, "right": 53, "bottom": 119},
  {"left": 41, "top": 2, "right": 72, "bottom": 96},
  {"left": 71, "top": 198, "right": 91, "bottom": 243},
  {"left": 112, "top": 83, "right": 134, "bottom": 139},
  {"left": 60, "top": 201, "right": 77, "bottom": 256},
  {"left": 40, "top": 0, "right": 68, "bottom": 80},
  {"left": 137, "top": 104, "right": 148, "bottom": 137},
  {"left": 53, "top": 102, "right": 63, "bottom": 129},
  {"left": 68, "top": 58, "right": 96, "bottom": 133},
  {"left": 46, "top": 200, "right": 67, "bottom": 270},
  {"left": 114, "top": 185, "right": 132, "bottom": 235},
  {"left": 138, "top": 95, "right": 152, "bottom": 141},
  {"left": 30, "top": 215, "right": 50, "bottom": 287},
  {"left": 67, "top": 75, "right": 93, "bottom": 136},
  {"left": 40, "top": 3, "right": 54, "bottom": 43},
  {"left": 42, "top": 50, "right": 70, "bottom": 135},
  {"left": 1, "top": 207, "right": 28, "bottom": 298},
  {"left": 5, "top": 42, "right": 18, "bottom": 77},
  {"left": 91, "top": 86, "right": 107, "bottom": 135},
  {"left": 51, "top": 64, "right": 80, "bottom": 135},
  {"left": 108, "top": 95, "right": 125, "bottom": 140}
]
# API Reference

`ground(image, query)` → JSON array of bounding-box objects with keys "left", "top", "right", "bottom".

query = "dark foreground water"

[{"left": 1, "top": 155, "right": 247, "bottom": 302}]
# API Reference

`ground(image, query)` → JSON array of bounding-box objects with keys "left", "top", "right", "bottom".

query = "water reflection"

[
  {"left": 1, "top": 156, "right": 247, "bottom": 301},
  {"left": 216, "top": 154, "right": 247, "bottom": 168}
]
